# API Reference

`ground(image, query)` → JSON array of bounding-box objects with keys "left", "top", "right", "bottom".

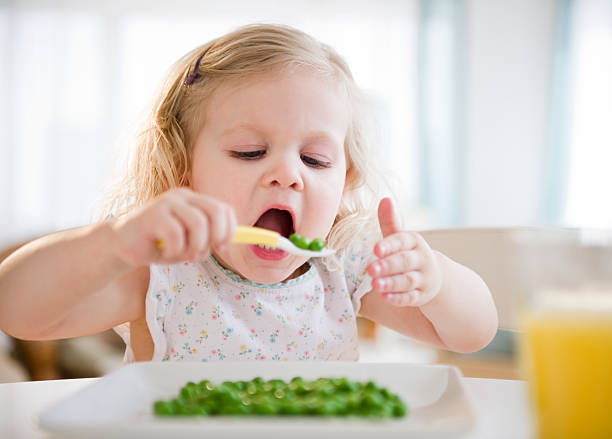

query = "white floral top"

[{"left": 115, "top": 238, "right": 375, "bottom": 363}]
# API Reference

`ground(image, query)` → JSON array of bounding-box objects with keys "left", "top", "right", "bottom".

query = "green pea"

[
  {"left": 343, "top": 380, "right": 361, "bottom": 392},
  {"left": 283, "top": 390, "right": 297, "bottom": 401},
  {"left": 280, "top": 402, "right": 302, "bottom": 415},
  {"left": 180, "top": 385, "right": 198, "bottom": 400},
  {"left": 289, "top": 234, "right": 311, "bottom": 249},
  {"left": 218, "top": 404, "right": 243, "bottom": 415},
  {"left": 195, "top": 406, "right": 209, "bottom": 416},
  {"left": 175, "top": 404, "right": 194, "bottom": 415},
  {"left": 232, "top": 404, "right": 251, "bottom": 415},
  {"left": 195, "top": 394, "right": 211, "bottom": 405},
  {"left": 289, "top": 381, "right": 307, "bottom": 394},
  {"left": 222, "top": 380, "right": 237, "bottom": 389},
  {"left": 252, "top": 399, "right": 279, "bottom": 415},
  {"left": 332, "top": 396, "right": 350, "bottom": 415},
  {"left": 302, "top": 381, "right": 315, "bottom": 392},
  {"left": 318, "top": 385, "right": 335, "bottom": 397},
  {"left": 153, "top": 400, "right": 175, "bottom": 415},
  {"left": 305, "top": 398, "right": 323, "bottom": 415},
  {"left": 308, "top": 238, "right": 326, "bottom": 251},
  {"left": 330, "top": 377, "right": 346, "bottom": 387},
  {"left": 393, "top": 401, "right": 408, "bottom": 417},
  {"left": 268, "top": 379, "right": 286, "bottom": 389},
  {"left": 215, "top": 387, "right": 241, "bottom": 404},
  {"left": 362, "top": 391, "right": 384, "bottom": 408},
  {"left": 205, "top": 403, "right": 221, "bottom": 415}
]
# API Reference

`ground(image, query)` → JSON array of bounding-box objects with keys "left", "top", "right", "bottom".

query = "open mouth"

[{"left": 253, "top": 208, "right": 295, "bottom": 238}]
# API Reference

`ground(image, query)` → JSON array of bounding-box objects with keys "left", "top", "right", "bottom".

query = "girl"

[{"left": 0, "top": 24, "right": 497, "bottom": 363}]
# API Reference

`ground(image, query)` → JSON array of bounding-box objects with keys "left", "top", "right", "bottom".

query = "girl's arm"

[
  {"left": 0, "top": 188, "right": 237, "bottom": 341},
  {"left": 358, "top": 198, "right": 498, "bottom": 353},
  {"left": 0, "top": 222, "right": 147, "bottom": 340}
]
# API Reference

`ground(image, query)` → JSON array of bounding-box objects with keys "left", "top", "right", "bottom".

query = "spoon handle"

[{"left": 231, "top": 225, "right": 280, "bottom": 247}]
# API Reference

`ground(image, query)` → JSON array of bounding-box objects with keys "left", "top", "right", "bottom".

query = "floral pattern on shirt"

[{"left": 134, "top": 237, "right": 377, "bottom": 363}]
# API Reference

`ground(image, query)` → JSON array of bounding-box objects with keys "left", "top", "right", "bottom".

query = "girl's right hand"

[{"left": 110, "top": 188, "right": 237, "bottom": 267}]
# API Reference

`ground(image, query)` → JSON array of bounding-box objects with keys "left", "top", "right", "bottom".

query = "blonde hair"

[{"left": 101, "top": 23, "right": 382, "bottom": 251}]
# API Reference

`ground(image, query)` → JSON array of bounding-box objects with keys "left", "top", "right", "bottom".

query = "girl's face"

[{"left": 190, "top": 68, "right": 349, "bottom": 283}]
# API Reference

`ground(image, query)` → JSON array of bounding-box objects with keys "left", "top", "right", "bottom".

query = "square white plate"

[{"left": 39, "top": 361, "right": 475, "bottom": 438}]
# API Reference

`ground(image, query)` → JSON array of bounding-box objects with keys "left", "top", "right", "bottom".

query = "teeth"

[{"left": 257, "top": 245, "right": 274, "bottom": 250}]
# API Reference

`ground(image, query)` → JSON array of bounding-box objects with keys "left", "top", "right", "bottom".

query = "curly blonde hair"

[{"left": 101, "top": 23, "right": 382, "bottom": 251}]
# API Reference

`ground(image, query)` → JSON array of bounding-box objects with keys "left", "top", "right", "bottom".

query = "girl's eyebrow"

[
  {"left": 302, "top": 132, "right": 342, "bottom": 147},
  {"left": 218, "top": 124, "right": 263, "bottom": 138},
  {"left": 218, "top": 124, "right": 342, "bottom": 147}
]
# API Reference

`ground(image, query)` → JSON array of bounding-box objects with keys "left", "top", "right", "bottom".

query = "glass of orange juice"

[{"left": 514, "top": 229, "right": 612, "bottom": 439}]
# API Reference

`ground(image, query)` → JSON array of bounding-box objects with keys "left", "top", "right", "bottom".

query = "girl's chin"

[{"left": 213, "top": 250, "right": 304, "bottom": 285}]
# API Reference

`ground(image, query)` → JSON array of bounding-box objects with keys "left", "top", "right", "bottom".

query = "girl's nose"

[{"left": 261, "top": 154, "right": 304, "bottom": 191}]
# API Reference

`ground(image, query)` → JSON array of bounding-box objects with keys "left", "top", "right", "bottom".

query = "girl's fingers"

[
  {"left": 367, "top": 250, "right": 422, "bottom": 277},
  {"left": 185, "top": 192, "right": 235, "bottom": 246},
  {"left": 221, "top": 204, "right": 238, "bottom": 247},
  {"left": 155, "top": 217, "right": 186, "bottom": 260},
  {"left": 139, "top": 188, "right": 237, "bottom": 263},
  {"left": 371, "top": 271, "right": 423, "bottom": 293},
  {"left": 382, "top": 291, "right": 422, "bottom": 307},
  {"left": 374, "top": 232, "right": 419, "bottom": 258},
  {"left": 208, "top": 204, "right": 235, "bottom": 256},
  {"left": 170, "top": 204, "right": 209, "bottom": 260}
]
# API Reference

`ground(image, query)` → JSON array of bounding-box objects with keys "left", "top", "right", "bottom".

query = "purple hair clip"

[{"left": 184, "top": 49, "right": 208, "bottom": 86}]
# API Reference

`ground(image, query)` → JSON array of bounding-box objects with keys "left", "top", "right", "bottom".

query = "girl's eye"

[
  {"left": 230, "top": 150, "right": 266, "bottom": 160},
  {"left": 301, "top": 155, "right": 331, "bottom": 169}
]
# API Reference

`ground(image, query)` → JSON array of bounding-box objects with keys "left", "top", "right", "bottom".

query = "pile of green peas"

[
  {"left": 289, "top": 234, "right": 326, "bottom": 251},
  {"left": 153, "top": 376, "right": 407, "bottom": 418}
]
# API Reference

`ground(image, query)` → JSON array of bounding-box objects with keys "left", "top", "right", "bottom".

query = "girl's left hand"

[{"left": 366, "top": 198, "right": 442, "bottom": 307}]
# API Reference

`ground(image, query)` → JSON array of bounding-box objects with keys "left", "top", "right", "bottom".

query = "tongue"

[{"left": 254, "top": 209, "right": 293, "bottom": 238}]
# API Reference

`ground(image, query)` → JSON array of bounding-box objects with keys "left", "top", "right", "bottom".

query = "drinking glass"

[{"left": 514, "top": 228, "right": 612, "bottom": 439}]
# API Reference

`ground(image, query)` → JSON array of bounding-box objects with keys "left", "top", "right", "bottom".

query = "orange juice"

[{"left": 520, "top": 310, "right": 612, "bottom": 439}]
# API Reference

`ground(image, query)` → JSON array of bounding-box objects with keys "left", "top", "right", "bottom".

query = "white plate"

[{"left": 39, "top": 361, "right": 475, "bottom": 439}]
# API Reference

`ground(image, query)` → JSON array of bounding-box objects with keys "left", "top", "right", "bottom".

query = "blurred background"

[{"left": 0, "top": 0, "right": 611, "bottom": 382}]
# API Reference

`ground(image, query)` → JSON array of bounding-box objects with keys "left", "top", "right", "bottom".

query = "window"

[{"left": 564, "top": 0, "right": 612, "bottom": 228}]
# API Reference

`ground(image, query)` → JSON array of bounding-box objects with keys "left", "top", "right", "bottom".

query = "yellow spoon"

[
  {"left": 232, "top": 225, "right": 335, "bottom": 258},
  {"left": 157, "top": 226, "right": 335, "bottom": 258}
]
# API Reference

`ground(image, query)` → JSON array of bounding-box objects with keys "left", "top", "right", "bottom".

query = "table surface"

[{"left": 0, "top": 374, "right": 534, "bottom": 439}]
